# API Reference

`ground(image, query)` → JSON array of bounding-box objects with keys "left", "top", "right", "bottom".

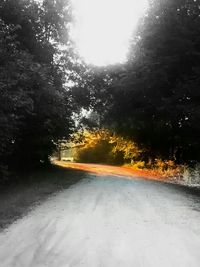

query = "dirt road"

[{"left": 0, "top": 163, "right": 200, "bottom": 267}]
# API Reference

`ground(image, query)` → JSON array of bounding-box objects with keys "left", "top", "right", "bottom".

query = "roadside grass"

[
  {"left": 126, "top": 160, "right": 200, "bottom": 187},
  {"left": 0, "top": 165, "right": 85, "bottom": 231}
]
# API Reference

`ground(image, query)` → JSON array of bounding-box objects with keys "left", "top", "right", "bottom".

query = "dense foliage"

[
  {"left": 1, "top": 0, "right": 200, "bottom": 181},
  {"left": 0, "top": 0, "right": 74, "bottom": 179},
  {"left": 82, "top": 0, "right": 200, "bottom": 164},
  {"left": 73, "top": 129, "right": 142, "bottom": 165}
]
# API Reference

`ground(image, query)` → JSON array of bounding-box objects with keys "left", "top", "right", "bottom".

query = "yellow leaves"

[
  {"left": 129, "top": 161, "right": 145, "bottom": 170},
  {"left": 72, "top": 128, "right": 143, "bottom": 163},
  {"left": 109, "top": 134, "right": 142, "bottom": 160},
  {"left": 154, "top": 159, "right": 177, "bottom": 171}
]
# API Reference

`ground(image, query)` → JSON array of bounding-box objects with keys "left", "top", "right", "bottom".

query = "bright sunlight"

[{"left": 71, "top": 0, "right": 148, "bottom": 66}]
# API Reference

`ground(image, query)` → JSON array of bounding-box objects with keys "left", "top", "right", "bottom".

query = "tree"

[
  {"left": 73, "top": 129, "right": 142, "bottom": 165},
  {"left": 83, "top": 0, "right": 200, "bottom": 163},
  {"left": 0, "top": 0, "right": 74, "bottom": 180}
]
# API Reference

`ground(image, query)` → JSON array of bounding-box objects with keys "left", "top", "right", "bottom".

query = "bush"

[
  {"left": 183, "top": 163, "right": 200, "bottom": 186},
  {"left": 73, "top": 129, "right": 142, "bottom": 165}
]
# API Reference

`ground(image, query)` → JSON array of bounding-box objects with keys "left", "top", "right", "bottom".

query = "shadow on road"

[{"left": 0, "top": 165, "right": 86, "bottom": 231}]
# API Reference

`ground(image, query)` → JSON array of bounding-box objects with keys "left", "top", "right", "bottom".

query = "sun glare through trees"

[
  {"left": 1, "top": 0, "right": 200, "bottom": 266},
  {"left": 70, "top": 0, "right": 148, "bottom": 66}
]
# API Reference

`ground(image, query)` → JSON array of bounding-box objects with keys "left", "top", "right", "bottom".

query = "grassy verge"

[{"left": 125, "top": 160, "right": 200, "bottom": 187}]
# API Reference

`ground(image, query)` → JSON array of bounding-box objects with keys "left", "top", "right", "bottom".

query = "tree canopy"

[
  {"left": 1, "top": 0, "right": 200, "bottom": 181},
  {"left": 81, "top": 0, "right": 200, "bottom": 164}
]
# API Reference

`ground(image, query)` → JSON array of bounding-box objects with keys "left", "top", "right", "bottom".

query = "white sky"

[{"left": 70, "top": 0, "right": 148, "bottom": 66}]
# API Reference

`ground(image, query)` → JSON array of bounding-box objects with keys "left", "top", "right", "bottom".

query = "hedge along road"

[{"left": 0, "top": 162, "right": 200, "bottom": 267}]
